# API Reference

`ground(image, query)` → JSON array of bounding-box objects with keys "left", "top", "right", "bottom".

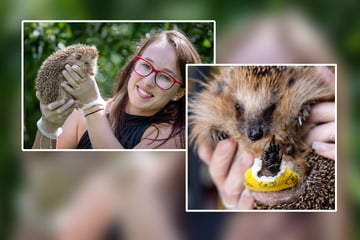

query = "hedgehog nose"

[{"left": 247, "top": 127, "right": 264, "bottom": 142}]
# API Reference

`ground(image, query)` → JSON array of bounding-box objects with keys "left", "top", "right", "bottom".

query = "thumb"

[
  {"left": 36, "top": 91, "right": 42, "bottom": 102},
  {"left": 237, "top": 189, "right": 254, "bottom": 210}
]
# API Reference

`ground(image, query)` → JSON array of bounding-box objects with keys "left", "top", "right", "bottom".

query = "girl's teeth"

[{"left": 138, "top": 87, "right": 151, "bottom": 97}]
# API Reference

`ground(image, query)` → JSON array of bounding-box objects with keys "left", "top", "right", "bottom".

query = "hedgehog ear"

[
  {"left": 220, "top": 67, "right": 234, "bottom": 84},
  {"left": 76, "top": 53, "right": 82, "bottom": 60}
]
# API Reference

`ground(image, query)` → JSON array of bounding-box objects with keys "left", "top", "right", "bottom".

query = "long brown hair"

[{"left": 109, "top": 30, "right": 201, "bottom": 148}]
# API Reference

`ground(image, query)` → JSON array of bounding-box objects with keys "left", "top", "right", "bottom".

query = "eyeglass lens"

[{"left": 134, "top": 58, "right": 178, "bottom": 90}]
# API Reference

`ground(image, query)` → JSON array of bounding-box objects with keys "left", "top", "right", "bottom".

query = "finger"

[
  {"left": 61, "top": 105, "right": 76, "bottom": 119},
  {"left": 197, "top": 143, "right": 213, "bottom": 165},
  {"left": 237, "top": 189, "right": 254, "bottom": 210},
  {"left": 220, "top": 150, "right": 253, "bottom": 207},
  {"left": 303, "top": 122, "right": 335, "bottom": 146},
  {"left": 55, "top": 98, "right": 76, "bottom": 114},
  {"left": 50, "top": 100, "right": 76, "bottom": 124},
  {"left": 61, "top": 82, "right": 76, "bottom": 96},
  {"left": 307, "top": 102, "right": 335, "bottom": 123},
  {"left": 71, "top": 64, "right": 86, "bottom": 79},
  {"left": 62, "top": 67, "right": 80, "bottom": 87},
  {"left": 35, "top": 91, "right": 42, "bottom": 101},
  {"left": 64, "top": 64, "right": 84, "bottom": 84},
  {"left": 219, "top": 191, "right": 238, "bottom": 210},
  {"left": 317, "top": 66, "right": 335, "bottom": 86},
  {"left": 208, "top": 139, "right": 238, "bottom": 187},
  {"left": 312, "top": 141, "right": 335, "bottom": 160},
  {"left": 47, "top": 99, "right": 66, "bottom": 111}
]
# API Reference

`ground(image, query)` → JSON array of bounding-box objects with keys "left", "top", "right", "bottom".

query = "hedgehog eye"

[
  {"left": 263, "top": 103, "right": 277, "bottom": 117},
  {"left": 85, "top": 62, "right": 88, "bottom": 65},
  {"left": 234, "top": 102, "right": 244, "bottom": 114},
  {"left": 287, "top": 77, "right": 296, "bottom": 88}
]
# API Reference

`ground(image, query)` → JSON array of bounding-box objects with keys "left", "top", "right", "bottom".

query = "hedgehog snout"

[{"left": 247, "top": 125, "right": 264, "bottom": 142}]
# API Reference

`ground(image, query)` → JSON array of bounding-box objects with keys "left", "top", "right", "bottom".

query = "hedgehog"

[
  {"left": 35, "top": 44, "right": 99, "bottom": 104},
  {"left": 189, "top": 66, "right": 335, "bottom": 210}
]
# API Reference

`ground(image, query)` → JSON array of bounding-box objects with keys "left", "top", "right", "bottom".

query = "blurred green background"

[
  {"left": 23, "top": 21, "right": 214, "bottom": 149},
  {"left": 0, "top": 0, "right": 359, "bottom": 239}
]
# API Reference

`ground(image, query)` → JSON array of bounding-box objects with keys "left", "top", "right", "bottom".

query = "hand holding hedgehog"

[
  {"left": 303, "top": 66, "right": 335, "bottom": 160},
  {"left": 61, "top": 64, "right": 104, "bottom": 109},
  {"left": 197, "top": 138, "right": 255, "bottom": 209},
  {"left": 33, "top": 44, "right": 99, "bottom": 148},
  {"left": 35, "top": 44, "right": 99, "bottom": 104},
  {"left": 304, "top": 102, "right": 335, "bottom": 159},
  {"left": 36, "top": 93, "right": 77, "bottom": 131}
]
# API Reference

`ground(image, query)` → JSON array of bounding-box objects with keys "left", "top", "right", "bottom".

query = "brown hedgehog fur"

[
  {"left": 254, "top": 150, "right": 335, "bottom": 210},
  {"left": 189, "top": 66, "right": 335, "bottom": 210},
  {"left": 35, "top": 44, "right": 98, "bottom": 104}
]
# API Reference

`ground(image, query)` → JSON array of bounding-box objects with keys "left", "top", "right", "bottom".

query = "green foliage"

[{"left": 23, "top": 21, "right": 214, "bottom": 148}]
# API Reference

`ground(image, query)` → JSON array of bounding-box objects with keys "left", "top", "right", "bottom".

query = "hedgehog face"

[
  {"left": 207, "top": 66, "right": 281, "bottom": 144},
  {"left": 80, "top": 54, "right": 98, "bottom": 76},
  {"left": 67, "top": 51, "right": 98, "bottom": 76},
  {"left": 232, "top": 96, "right": 278, "bottom": 142},
  {"left": 190, "top": 65, "right": 333, "bottom": 152}
]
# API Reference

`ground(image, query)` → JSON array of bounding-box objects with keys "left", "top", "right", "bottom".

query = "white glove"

[{"left": 61, "top": 64, "right": 103, "bottom": 109}]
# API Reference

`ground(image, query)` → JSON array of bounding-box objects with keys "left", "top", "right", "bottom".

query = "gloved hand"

[
  {"left": 61, "top": 64, "right": 103, "bottom": 108},
  {"left": 36, "top": 91, "right": 77, "bottom": 133}
]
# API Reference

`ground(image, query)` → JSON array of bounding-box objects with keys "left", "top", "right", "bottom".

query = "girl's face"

[{"left": 126, "top": 40, "right": 184, "bottom": 116}]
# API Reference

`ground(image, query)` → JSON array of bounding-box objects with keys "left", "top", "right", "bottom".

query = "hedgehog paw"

[
  {"left": 297, "top": 104, "right": 311, "bottom": 127},
  {"left": 210, "top": 129, "right": 229, "bottom": 142},
  {"left": 260, "top": 136, "right": 282, "bottom": 176}
]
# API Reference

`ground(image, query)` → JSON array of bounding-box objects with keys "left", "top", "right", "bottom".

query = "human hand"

[
  {"left": 198, "top": 138, "right": 254, "bottom": 209},
  {"left": 303, "top": 66, "right": 335, "bottom": 160},
  {"left": 303, "top": 102, "right": 335, "bottom": 160},
  {"left": 61, "top": 64, "right": 102, "bottom": 106},
  {"left": 36, "top": 91, "right": 77, "bottom": 132}
]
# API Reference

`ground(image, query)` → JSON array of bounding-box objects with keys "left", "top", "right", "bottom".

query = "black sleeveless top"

[{"left": 77, "top": 113, "right": 155, "bottom": 149}]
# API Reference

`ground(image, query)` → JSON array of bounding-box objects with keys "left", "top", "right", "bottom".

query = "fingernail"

[{"left": 312, "top": 141, "right": 327, "bottom": 152}]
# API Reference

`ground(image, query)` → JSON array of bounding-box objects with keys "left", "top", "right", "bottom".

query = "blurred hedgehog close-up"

[
  {"left": 35, "top": 44, "right": 99, "bottom": 104},
  {"left": 189, "top": 65, "right": 335, "bottom": 210}
]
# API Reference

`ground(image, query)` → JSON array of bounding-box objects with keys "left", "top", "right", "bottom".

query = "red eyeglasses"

[{"left": 134, "top": 56, "right": 184, "bottom": 90}]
